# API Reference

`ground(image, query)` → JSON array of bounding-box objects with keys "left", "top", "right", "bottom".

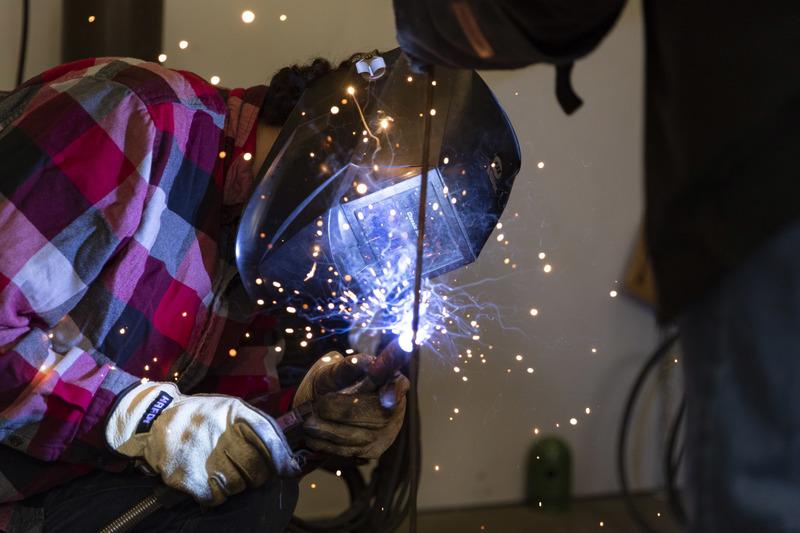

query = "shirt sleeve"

[{"left": 0, "top": 58, "right": 226, "bottom": 464}]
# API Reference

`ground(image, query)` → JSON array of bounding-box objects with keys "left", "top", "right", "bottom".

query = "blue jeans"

[
  {"left": 20, "top": 468, "right": 298, "bottom": 533},
  {"left": 679, "top": 217, "right": 800, "bottom": 532}
]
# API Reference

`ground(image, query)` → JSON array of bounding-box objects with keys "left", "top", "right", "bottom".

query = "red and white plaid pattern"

[{"left": 0, "top": 58, "right": 289, "bottom": 529}]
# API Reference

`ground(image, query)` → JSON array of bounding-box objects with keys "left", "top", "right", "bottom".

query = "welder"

[
  {"left": 0, "top": 47, "right": 520, "bottom": 532},
  {"left": 0, "top": 55, "right": 408, "bottom": 533}
]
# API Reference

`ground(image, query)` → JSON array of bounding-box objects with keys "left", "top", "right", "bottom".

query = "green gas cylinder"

[{"left": 527, "top": 436, "right": 571, "bottom": 512}]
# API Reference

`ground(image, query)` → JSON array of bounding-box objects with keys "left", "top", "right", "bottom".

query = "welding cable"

[
  {"left": 286, "top": 417, "right": 413, "bottom": 533},
  {"left": 286, "top": 337, "right": 420, "bottom": 532},
  {"left": 16, "top": 0, "right": 30, "bottom": 87},
  {"left": 616, "top": 331, "right": 680, "bottom": 533},
  {"left": 665, "top": 397, "right": 688, "bottom": 525}
]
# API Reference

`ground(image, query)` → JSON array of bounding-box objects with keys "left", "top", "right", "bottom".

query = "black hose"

[
  {"left": 616, "top": 332, "right": 679, "bottom": 533},
  {"left": 665, "top": 398, "right": 687, "bottom": 525},
  {"left": 286, "top": 410, "right": 414, "bottom": 533},
  {"left": 16, "top": 0, "right": 30, "bottom": 87}
]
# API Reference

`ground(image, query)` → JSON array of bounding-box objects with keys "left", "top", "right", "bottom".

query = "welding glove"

[
  {"left": 294, "top": 352, "right": 410, "bottom": 458},
  {"left": 105, "top": 381, "right": 300, "bottom": 506}
]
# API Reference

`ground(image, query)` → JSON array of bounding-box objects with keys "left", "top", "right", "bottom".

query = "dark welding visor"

[{"left": 235, "top": 48, "right": 520, "bottom": 321}]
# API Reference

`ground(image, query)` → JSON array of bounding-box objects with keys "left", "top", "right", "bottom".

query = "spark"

[
  {"left": 179, "top": 40, "right": 189, "bottom": 49},
  {"left": 241, "top": 10, "right": 255, "bottom": 23},
  {"left": 304, "top": 262, "right": 317, "bottom": 281},
  {"left": 158, "top": 54, "right": 167, "bottom": 63},
  {"left": 279, "top": 14, "right": 287, "bottom": 21},
  {"left": 610, "top": 290, "right": 618, "bottom": 297}
]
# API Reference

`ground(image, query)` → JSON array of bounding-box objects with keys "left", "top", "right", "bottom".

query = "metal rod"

[{"left": 409, "top": 64, "right": 436, "bottom": 533}]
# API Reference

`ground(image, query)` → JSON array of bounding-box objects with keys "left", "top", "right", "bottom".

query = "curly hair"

[{"left": 258, "top": 52, "right": 377, "bottom": 127}]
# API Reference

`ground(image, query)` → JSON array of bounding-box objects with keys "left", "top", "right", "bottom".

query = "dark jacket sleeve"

[
  {"left": 393, "top": 0, "right": 626, "bottom": 69},
  {"left": 393, "top": 0, "right": 626, "bottom": 113}
]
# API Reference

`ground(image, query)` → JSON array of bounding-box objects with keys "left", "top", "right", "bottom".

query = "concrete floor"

[{"left": 394, "top": 494, "right": 683, "bottom": 533}]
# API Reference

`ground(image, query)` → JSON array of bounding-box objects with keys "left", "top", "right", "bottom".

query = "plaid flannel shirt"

[{"left": 0, "top": 58, "right": 293, "bottom": 529}]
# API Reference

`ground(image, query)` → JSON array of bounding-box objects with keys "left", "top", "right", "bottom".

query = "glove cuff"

[
  {"left": 250, "top": 405, "right": 303, "bottom": 477},
  {"left": 105, "top": 381, "right": 179, "bottom": 454}
]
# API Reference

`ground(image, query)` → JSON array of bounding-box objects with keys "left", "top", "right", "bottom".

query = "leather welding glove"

[
  {"left": 105, "top": 381, "right": 300, "bottom": 506},
  {"left": 293, "top": 352, "right": 410, "bottom": 458}
]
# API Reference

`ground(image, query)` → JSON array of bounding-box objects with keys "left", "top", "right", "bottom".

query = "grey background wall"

[{"left": 1, "top": 0, "right": 678, "bottom": 520}]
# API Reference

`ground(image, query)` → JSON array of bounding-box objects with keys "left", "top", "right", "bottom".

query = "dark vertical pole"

[
  {"left": 409, "top": 65, "right": 436, "bottom": 533},
  {"left": 62, "top": 0, "right": 163, "bottom": 63}
]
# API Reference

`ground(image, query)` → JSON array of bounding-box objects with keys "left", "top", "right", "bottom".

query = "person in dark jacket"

[{"left": 391, "top": 1, "right": 800, "bottom": 531}]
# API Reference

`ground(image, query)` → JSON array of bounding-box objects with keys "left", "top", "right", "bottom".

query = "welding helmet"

[{"left": 236, "top": 48, "right": 520, "bottom": 328}]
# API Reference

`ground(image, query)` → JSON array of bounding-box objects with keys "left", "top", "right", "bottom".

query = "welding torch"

[
  {"left": 275, "top": 338, "right": 409, "bottom": 446},
  {"left": 98, "top": 340, "right": 409, "bottom": 533}
]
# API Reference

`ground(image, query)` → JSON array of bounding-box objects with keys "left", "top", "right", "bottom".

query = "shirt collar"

[{"left": 217, "top": 85, "right": 269, "bottom": 207}]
